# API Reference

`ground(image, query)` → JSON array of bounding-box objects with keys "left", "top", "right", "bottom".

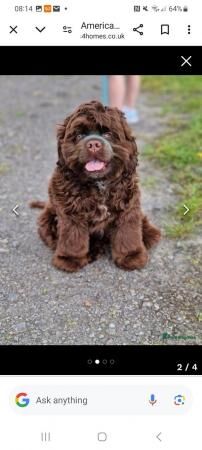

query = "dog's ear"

[
  {"left": 119, "top": 114, "right": 138, "bottom": 171},
  {"left": 119, "top": 111, "right": 135, "bottom": 141},
  {"left": 105, "top": 106, "right": 138, "bottom": 173},
  {"left": 128, "top": 133, "right": 138, "bottom": 169},
  {"left": 56, "top": 117, "right": 70, "bottom": 166}
]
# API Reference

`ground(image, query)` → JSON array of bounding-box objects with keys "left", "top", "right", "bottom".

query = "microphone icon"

[{"left": 149, "top": 394, "right": 157, "bottom": 406}]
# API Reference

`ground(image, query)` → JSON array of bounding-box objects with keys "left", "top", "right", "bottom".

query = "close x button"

[
  {"left": 9, "top": 25, "right": 18, "bottom": 34},
  {"left": 180, "top": 55, "right": 192, "bottom": 67}
]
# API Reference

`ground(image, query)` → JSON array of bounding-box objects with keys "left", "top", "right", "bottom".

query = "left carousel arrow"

[{"left": 12, "top": 204, "right": 19, "bottom": 216}]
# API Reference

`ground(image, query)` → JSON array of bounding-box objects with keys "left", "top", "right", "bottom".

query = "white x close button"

[{"left": 180, "top": 56, "right": 192, "bottom": 67}]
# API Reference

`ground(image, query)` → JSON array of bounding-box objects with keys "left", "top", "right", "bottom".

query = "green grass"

[
  {"left": 142, "top": 76, "right": 202, "bottom": 237},
  {"left": 141, "top": 175, "right": 158, "bottom": 188}
]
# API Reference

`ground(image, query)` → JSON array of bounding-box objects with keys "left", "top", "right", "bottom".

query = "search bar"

[{"left": 11, "top": 385, "right": 191, "bottom": 415}]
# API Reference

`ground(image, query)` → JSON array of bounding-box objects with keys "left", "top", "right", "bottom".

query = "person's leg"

[
  {"left": 108, "top": 75, "right": 126, "bottom": 109},
  {"left": 125, "top": 75, "right": 141, "bottom": 108},
  {"left": 122, "top": 75, "right": 141, "bottom": 124}
]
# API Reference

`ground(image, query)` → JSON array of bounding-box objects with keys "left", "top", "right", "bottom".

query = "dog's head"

[{"left": 57, "top": 100, "right": 138, "bottom": 181}]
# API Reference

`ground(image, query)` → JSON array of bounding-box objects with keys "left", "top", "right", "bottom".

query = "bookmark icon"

[{"left": 161, "top": 24, "right": 170, "bottom": 34}]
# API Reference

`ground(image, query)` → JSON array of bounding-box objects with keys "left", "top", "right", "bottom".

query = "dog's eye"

[
  {"left": 76, "top": 134, "right": 85, "bottom": 142},
  {"left": 102, "top": 132, "right": 112, "bottom": 140}
]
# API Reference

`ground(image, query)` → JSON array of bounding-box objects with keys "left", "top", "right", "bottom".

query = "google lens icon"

[{"left": 15, "top": 392, "right": 30, "bottom": 407}]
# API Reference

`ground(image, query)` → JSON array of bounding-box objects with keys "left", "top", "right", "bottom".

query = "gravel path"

[{"left": 0, "top": 75, "right": 201, "bottom": 344}]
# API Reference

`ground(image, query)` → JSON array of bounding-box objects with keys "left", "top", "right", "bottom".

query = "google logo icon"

[{"left": 15, "top": 392, "right": 30, "bottom": 408}]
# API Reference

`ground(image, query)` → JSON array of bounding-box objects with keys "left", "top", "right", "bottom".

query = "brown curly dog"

[{"left": 30, "top": 100, "right": 161, "bottom": 272}]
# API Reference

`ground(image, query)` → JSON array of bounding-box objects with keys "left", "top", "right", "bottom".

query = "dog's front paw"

[
  {"left": 114, "top": 246, "right": 148, "bottom": 270},
  {"left": 52, "top": 254, "right": 89, "bottom": 272}
]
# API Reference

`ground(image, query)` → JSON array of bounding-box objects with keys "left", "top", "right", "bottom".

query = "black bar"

[
  {"left": 0, "top": 346, "right": 201, "bottom": 375},
  {"left": 0, "top": 46, "right": 201, "bottom": 74}
]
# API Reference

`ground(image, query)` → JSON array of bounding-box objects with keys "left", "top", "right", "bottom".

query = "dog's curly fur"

[{"left": 30, "top": 100, "right": 161, "bottom": 272}]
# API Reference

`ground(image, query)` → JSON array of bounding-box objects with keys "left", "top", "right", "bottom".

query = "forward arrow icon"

[{"left": 183, "top": 204, "right": 189, "bottom": 215}]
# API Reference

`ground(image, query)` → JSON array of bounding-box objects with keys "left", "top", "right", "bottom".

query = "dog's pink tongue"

[{"left": 85, "top": 160, "right": 105, "bottom": 172}]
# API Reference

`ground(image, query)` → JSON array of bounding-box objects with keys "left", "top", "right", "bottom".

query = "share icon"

[{"left": 133, "top": 24, "right": 144, "bottom": 35}]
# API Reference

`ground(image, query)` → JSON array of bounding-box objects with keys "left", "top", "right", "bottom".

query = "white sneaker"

[{"left": 122, "top": 106, "right": 139, "bottom": 124}]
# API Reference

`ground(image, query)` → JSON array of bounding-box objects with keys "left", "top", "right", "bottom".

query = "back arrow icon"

[
  {"left": 35, "top": 26, "right": 46, "bottom": 32},
  {"left": 183, "top": 204, "right": 189, "bottom": 215},
  {"left": 156, "top": 432, "right": 162, "bottom": 442},
  {"left": 12, "top": 204, "right": 19, "bottom": 216}
]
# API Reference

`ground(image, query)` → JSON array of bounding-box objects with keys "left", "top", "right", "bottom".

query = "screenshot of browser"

[{"left": 0, "top": 1, "right": 201, "bottom": 448}]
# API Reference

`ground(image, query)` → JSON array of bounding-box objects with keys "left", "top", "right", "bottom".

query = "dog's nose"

[{"left": 86, "top": 139, "right": 102, "bottom": 153}]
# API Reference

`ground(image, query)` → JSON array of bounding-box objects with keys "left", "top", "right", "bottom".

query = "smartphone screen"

[{"left": 0, "top": 2, "right": 201, "bottom": 449}]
